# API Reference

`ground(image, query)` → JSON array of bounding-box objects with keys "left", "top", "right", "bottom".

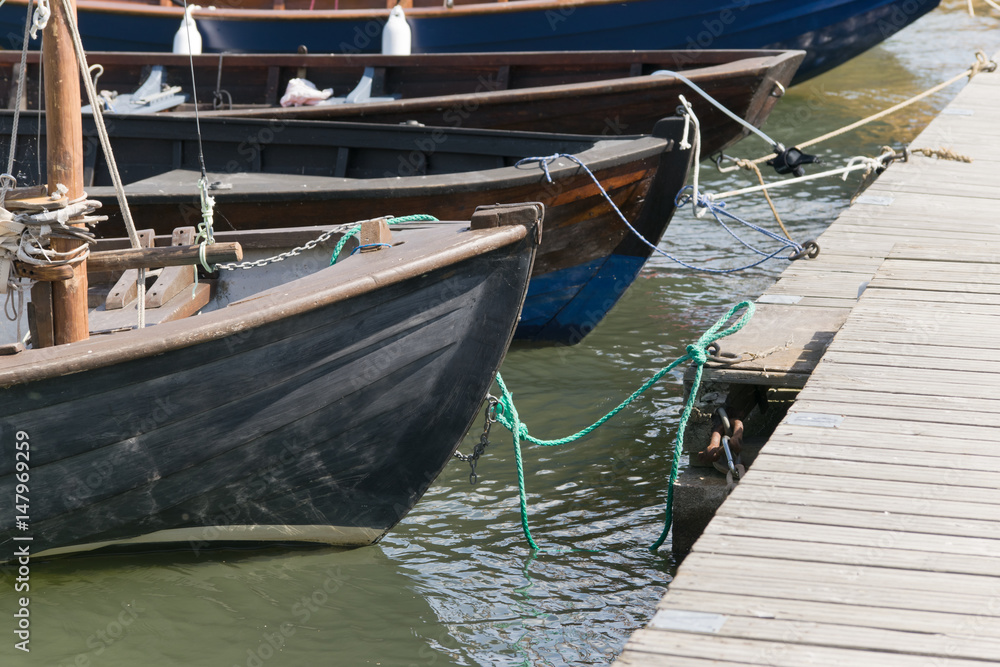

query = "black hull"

[{"left": 0, "top": 220, "right": 537, "bottom": 557}]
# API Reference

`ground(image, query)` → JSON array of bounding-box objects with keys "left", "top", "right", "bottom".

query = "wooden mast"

[{"left": 44, "top": 0, "right": 89, "bottom": 344}]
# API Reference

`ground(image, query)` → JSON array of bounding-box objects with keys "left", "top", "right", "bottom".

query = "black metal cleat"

[{"left": 767, "top": 145, "right": 821, "bottom": 177}]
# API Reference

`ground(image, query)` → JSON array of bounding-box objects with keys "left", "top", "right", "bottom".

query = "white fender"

[{"left": 173, "top": 5, "right": 203, "bottom": 55}]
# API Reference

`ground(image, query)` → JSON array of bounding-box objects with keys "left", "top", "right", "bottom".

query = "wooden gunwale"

[
  {"left": 0, "top": 222, "right": 527, "bottom": 386},
  {"left": 3, "top": 0, "right": 672, "bottom": 21},
  {"left": 0, "top": 49, "right": 806, "bottom": 69},
  {"left": 171, "top": 53, "right": 801, "bottom": 117},
  {"left": 83, "top": 126, "right": 670, "bottom": 198}
]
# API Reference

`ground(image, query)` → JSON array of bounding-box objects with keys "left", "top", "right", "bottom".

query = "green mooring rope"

[
  {"left": 330, "top": 214, "right": 439, "bottom": 265},
  {"left": 493, "top": 301, "right": 755, "bottom": 552}
]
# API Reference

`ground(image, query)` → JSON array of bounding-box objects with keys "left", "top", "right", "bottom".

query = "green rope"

[
  {"left": 493, "top": 301, "right": 755, "bottom": 552},
  {"left": 330, "top": 214, "right": 439, "bottom": 265}
]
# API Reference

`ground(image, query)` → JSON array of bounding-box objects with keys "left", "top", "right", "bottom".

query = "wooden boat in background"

[
  {"left": 0, "top": 50, "right": 802, "bottom": 156},
  {"left": 0, "top": 0, "right": 939, "bottom": 83},
  {"left": 1, "top": 113, "right": 692, "bottom": 344}
]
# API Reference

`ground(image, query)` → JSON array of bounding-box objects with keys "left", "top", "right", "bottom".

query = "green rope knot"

[
  {"left": 494, "top": 300, "right": 755, "bottom": 553},
  {"left": 685, "top": 343, "right": 709, "bottom": 365}
]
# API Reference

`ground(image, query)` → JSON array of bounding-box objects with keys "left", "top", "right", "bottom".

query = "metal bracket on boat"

[{"left": 454, "top": 394, "right": 500, "bottom": 484}]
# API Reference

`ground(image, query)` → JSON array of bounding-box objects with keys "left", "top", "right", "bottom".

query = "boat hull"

[
  {"left": 0, "top": 219, "right": 538, "bottom": 558},
  {"left": 0, "top": 0, "right": 939, "bottom": 82},
  {"left": 1, "top": 114, "right": 692, "bottom": 344}
]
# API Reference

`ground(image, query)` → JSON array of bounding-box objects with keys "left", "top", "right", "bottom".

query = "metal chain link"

[
  {"left": 453, "top": 395, "right": 500, "bottom": 484},
  {"left": 216, "top": 219, "right": 384, "bottom": 271}
]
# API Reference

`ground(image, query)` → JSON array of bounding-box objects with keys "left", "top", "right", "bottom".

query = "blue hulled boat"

[{"left": 0, "top": 0, "right": 939, "bottom": 82}]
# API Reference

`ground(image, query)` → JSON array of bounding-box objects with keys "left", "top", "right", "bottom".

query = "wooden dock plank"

[
  {"left": 693, "top": 532, "right": 1000, "bottom": 579},
  {"left": 674, "top": 553, "right": 1000, "bottom": 598},
  {"left": 622, "top": 631, "right": 997, "bottom": 666},
  {"left": 716, "top": 488, "right": 1000, "bottom": 525},
  {"left": 658, "top": 589, "right": 1000, "bottom": 638},
  {"left": 669, "top": 565, "right": 1000, "bottom": 619},
  {"left": 759, "top": 440, "right": 1000, "bottom": 474},
  {"left": 697, "top": 521, "right": 998, "bottom": 563},
  {"left": 647, "top": 602, "right": 1000, "bottom": 661},
  {"left": 738, "top": 470, "right": 1000, "bottom": 506},
  {"left": 770, "top": 421, "right": 1000, "bottom": 457},
  {"left": 784, "top": 399, "right": 995, "bottom": 426},
  {"left": 714, "top": 497, "right": 1000, "bottom": 540},
  {"left": 636, "top": 617, "right": 1000, "bottom": 662}
]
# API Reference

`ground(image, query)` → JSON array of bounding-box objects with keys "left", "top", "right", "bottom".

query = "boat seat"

[
  {"left": 88, "top": 226, "right": 212, "bottom": 335},
  {"left": 88, "top": 282, "right": 211, "bottom": 335}
]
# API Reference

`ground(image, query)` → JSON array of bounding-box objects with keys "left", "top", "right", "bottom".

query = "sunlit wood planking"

[{"left": 618, "top": 52, "right": 1000, "bottom": 666}]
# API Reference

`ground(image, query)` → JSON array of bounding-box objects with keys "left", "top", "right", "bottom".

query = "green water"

[{"left": 3, "top": 4, "right": 998, "bottom": 665}]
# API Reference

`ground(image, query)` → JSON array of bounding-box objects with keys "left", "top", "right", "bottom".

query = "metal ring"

[{"left": 788, "top": 240, "right": 820, "bottom": 261}]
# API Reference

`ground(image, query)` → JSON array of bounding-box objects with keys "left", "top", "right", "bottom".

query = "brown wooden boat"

[
  {"left": 0, "top": 49, "right": 803, "bottom": 156},
  {"left": 0, "top": 0, "right": 542, "bottom": 559},
  {"left": 2, "top": 111, "right": 692, "bottom": 344}
]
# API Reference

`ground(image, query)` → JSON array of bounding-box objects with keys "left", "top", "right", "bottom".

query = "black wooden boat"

[
  {"left": 0, "top": 113, "right": 693, "bottom": 344},
  {"left": 0, "top": 207, "right": 541, "bottom": 558},
  {"left": 0, "top": 49, "right": 803, "bottom": 157}
]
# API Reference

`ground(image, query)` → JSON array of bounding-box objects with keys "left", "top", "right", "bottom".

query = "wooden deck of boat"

[{"left": 614, "top": 58, "right": 1000, "bottom": 665}]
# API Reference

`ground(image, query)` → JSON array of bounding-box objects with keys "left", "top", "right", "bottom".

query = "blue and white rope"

[{"left": 514, "top": 153, "right": 804, "bottom": 275}]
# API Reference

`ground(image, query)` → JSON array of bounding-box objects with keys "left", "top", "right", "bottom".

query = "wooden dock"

[{"left": 616, "top": 56, "right": 1000, "bottom": 665}]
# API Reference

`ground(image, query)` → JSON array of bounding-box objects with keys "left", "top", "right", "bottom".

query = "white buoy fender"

[
  {"left": 381, "top": 5, "right": 412, "bottom": 56},
  {"left": 173, "top": 5, "right": 203, "bottom": 55}
]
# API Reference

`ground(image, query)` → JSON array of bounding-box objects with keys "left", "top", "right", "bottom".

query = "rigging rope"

[
  {"left": 514, "top": 151, "right": 809, "bottom": 274},
  {"left": 711, "top": 148, "right": 898, "bottom": 200},
  {"left": 732, "top": 51, "right": 997, "bottom": 167},
  {"left": 911, "top": 146, "right": 973, "bottom": 163},
  {"left": 0, "top": 1, "right": 34, "bottom": 208},
  {"left": 967, "top": 0, "right": 1000, "bottom": 16},
  {"left": 731, "top": 158, "right": 793, "bottom": 241},
  {"left": 650, "top": 69, "right": 781, "bottom": 150},
  {"left": 492, "top": 301, "right": 755, "bottom": 551}
]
